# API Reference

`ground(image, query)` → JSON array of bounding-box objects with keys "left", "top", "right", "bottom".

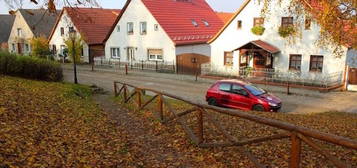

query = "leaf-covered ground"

[
  {"left": 1, "top": 76, "right": 356, "bottom": 167},
  {"left": 114, "top": 93, "right": 357, "bottom": 167},
  {"left": 0, "top": 76, "right": 136, "bottom": 167}
]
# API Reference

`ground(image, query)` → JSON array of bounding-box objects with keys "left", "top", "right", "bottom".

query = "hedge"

[{"left": 0, "top": 51, "right": 63, "bottom": 82}]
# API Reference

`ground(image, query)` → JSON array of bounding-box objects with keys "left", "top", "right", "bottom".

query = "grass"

[{"left": 0, "top": 76, "right": 135, "bottom": 167}]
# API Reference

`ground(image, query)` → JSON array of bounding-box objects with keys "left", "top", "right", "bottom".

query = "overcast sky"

[{"left": 0, "top": 0, "right": 243, "bottom": 14}]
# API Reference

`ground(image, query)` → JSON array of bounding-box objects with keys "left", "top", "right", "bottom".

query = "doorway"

[{"left": 127, "top": 47, "right": 135, "bottom": 65}]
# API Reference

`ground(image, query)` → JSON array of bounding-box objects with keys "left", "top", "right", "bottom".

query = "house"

[
  {"left": 0, "top": 15, "right": 15, "bottom": 50},
  {"left": 48, "top": 7, "right": 121, "bottom": 63},
  {"left": 7, "top": 9, "right": 58, "bottom": 54},
  {"left": 208, "top": 0, "right": 356, "bottom": 88},
  {"left": 104, "top": 0, "right": 224, "bottom": 74}
]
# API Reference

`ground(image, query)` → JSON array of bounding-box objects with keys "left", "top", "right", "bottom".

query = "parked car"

[{"left": 206, "top": 79, "right": 282, "bottom": 112}]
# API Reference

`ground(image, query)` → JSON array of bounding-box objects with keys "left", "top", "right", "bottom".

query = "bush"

[
  {"left": 0, "top": 51, "right": 63, "bottom": 81},
  {"left": 278, "top": 26, "right": 296, "bottom": 38},
  {"left": 251, "top": 26, "right": 265, "bottom": 35}
]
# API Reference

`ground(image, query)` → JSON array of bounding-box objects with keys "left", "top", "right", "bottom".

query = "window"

[
  {"left": 232, "top": 85, "right": 247, "bottom": 95},
  {"left": 127, "top": 22, "right": 134, "bottom": 34},
  {"left": 237, "top": 20, "right": 242, "bottom": 29},
  {"left": 110, "top": 48, "right": 120, "bottom": 58},
  {"left": 154, "top": 24, "right": 159, "bottom": 31},
  {"left": 140, "top": 22, "right": 147, "bottom": 35},
  {"left": 148, "top": 49, "right": 163, "bottom": 61},
  {"left": 219, "top": 83, "right": 231, "bottom": 92},
  {"left": 25, "top": 44, "right": 29, "bottom": 52},
  {"left": 253, "top": 17, "right": 264, "bottom": 27},
  {"left": 116, "top": 25, "right": 120, "bottom": 32},
  {"left": 17, "top": 28, "right": 22, "bottom": 37},
  {"left": 12, "top": 43, "right": 15, "bottom": 52},
  {"left": 60, "top": 27, "right": 64, "bottom": 36},
  {"left": 202, "top": 19, "right": 209, "bottom": 27},
  {"left": 281, "top": 17, "right": 293, "bottom": 27},
  {"left": 310, "top": 55, "right": 323, "bottom": 72},
  {"left": 52, "top": 45, "right": 57, "bottom": 54},
  {"left": 224, "top": 52, "right": 233, "bottom": 66},
  {"left": 289, "top": 54, "right": 302, "bottom": 71},
  {"left": 305, "top": 18, "right": 311, "bottom": 30},
  {"left": 191, "top": 19, "right": 198, "bottom": 27},
  {"left": 69, "top": 27, "right": 74, "bottom": 33}
]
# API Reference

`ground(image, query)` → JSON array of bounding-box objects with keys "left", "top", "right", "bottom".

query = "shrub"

[
  {"left": 251, "top": 26, "right": 265, "bottom": 36},
  {"left": 30, "top": 36, "right": 52, "bottom": 59},
  {"left": 0, "top": 51, "right": 63, "bottom": 81},
  {"left": 278, "top": 26, "right": 296, "bottom": 38}
]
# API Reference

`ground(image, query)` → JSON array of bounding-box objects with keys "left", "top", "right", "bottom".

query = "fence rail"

[
  {"left": 93, "top": 57, "right": 176, "bottom": 73},
  {"left": 113, "top": 81, "right": 356, "bottom": 168}
]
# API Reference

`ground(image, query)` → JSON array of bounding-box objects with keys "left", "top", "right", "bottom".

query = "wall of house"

[
  {"left": 49, "top": 10, "right": 89, "bottom": 62},
  {"left": 7, "top": 11, "right": 34, "bottom": 55},
  {"left": 105, "top": 0, "right": 176, "bottom": 64},
  {"left": 176, "top": 44, "right": 211, "bottom": 57},
  {"left": 210, "top": 0, "right": 348, "bottom": 79}
]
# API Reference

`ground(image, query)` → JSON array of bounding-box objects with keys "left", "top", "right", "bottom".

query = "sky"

[{"left": 0, "top": 0, "right": 244, "bottom": 14}]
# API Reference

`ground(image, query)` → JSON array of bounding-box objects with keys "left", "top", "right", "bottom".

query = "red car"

[{"left": 206, "top": 80, "right": 282, "bottom": 112}]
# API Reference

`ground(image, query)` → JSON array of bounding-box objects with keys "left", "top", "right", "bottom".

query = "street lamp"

[{"left": 69, "top": 29, "right": 78, "bottom": 84}]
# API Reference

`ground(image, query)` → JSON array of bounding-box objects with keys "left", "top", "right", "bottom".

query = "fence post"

[
  {"left": 287, "top": 80, "right": 291, "bottom": 95},
  {"left": 123, "top": 84, "right": 127, "bottom": 101},
  {"left": 197, "top": 108, "right": 204, "bottom": 144},
  {"left": 125, "top": 64, "right": 128, "bottom": 75},
  {"left": 158, "top": 94, "right": 164, "bottom": 121},
  {"left": 290, "top": 133, "right": 301, "bottom": 168},
  {"left": 114, "top": 82, "right": 118, "bottom": 97},
  {"left": 155, "top": 61, "right": 158, "bottom": 72},
  {"left": 118, "top": 59, "right": 121, "bottom": 70},
  {"left": 136, "top": 89, "right": 142, "bottom": 108},
  {"left": 130, "top": 63, "right": 133, "bottom": 69},
  {"left": 141, "top": 60, "right": 144, "bottom": 70}
]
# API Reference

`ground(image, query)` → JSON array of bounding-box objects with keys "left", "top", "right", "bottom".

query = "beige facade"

[{"left": 7, "top": 11, "right": 34, "bottom": 55}]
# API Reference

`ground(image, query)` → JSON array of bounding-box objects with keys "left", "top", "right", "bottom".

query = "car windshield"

[{"left": 244, "top": 84, "right": 266, "bottom": 96}]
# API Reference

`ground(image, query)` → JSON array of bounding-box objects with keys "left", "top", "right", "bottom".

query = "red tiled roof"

[
  {"left": 235, "top": 40, "right": 280, "bottom": 54},
  {"left": 64, "top": 7, "right": 121, "bottom": 45},
  {"left": 141, "top": 0, "right": 224, "bottom": 46},
  {"left": 216, "top": 12, "right": 234, "bottom": 23}
]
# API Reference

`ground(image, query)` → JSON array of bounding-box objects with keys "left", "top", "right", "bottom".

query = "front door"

[
  {"left": 17, "top": 43, "right": 22, "bottom": 54},
  {"left": 349, "top": 68, "right": 357, "bottom": 85},
  {"left": 253, "top": 52, "right": 266, "bottom": 69},
  {"left": 127, "top": 47, "right": 135, "bottom": 64}
]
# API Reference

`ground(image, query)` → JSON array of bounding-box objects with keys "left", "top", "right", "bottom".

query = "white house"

[
  {"left": 208, "top": 0, "right": 355, "bottom": 88},
  {"left": 48, "top": 7, "right": 120, "bottom": 63},
  {"left": 104, "top": 0, "right": 224, "bottom": 74},
  {"left": 8, "top": 9, "right": 58, "bottom": 55}
]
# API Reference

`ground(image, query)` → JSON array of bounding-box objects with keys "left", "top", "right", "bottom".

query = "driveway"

[{"left": 63, "top": 65, "right": 357, "bottom": 113}]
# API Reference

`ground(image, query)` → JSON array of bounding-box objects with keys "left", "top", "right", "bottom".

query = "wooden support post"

[
  {"left": 158, "top": 94, "right": 164, "bottom": 121},
  {"left": 290, "top": 133, "right": 301, "bottom": 168},
  {"left": 114, "top": 82, "right": 118, "bottom": 97},
  {"left": 136, "top": 89, "right": 142, "bottom": 108},
  {"left": 123, "top": 85, "right": 127, "bottom": 102},
  {"left": 197, "top": 108, "right": 204, "bottom": 144}
]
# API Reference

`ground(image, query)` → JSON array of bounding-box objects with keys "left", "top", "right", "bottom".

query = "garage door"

[
  {"left": 349, "top": 68, "right": 357, "bottom": 85},
  {"left": 177, "top": 53, "right": 210, "bottom": 75}
]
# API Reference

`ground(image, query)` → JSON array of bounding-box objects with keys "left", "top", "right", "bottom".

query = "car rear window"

[{"left": 219, "top": 83, "right": 231, "bottom": 92}]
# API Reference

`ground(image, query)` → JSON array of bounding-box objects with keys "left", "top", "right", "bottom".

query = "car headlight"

[{"left": 269, "top": 102, "right": 278, "bottom": 107}]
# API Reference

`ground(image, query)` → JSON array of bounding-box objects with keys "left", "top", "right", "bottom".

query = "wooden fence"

[{"left": 113, "top": 81, "right": 357, "bottom": 168}]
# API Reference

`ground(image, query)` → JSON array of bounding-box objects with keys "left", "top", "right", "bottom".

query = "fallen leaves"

[{"left": 0, "top": 76, "right": 136, "bottom": 167}]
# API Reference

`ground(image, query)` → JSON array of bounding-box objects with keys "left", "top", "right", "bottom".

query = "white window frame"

[
  {"left": 140, "top": 22, "right": 147, "bottom": 35},
  {"left": 148, "top": 49, "right": 163, "bottom": 61},
  {"left": 111, "top": 47, "right": 120, "bottom": 59},
  {"left": 127, "top": 22, "right": 134, "bottom": 35},
  {"left": 116, "top": 25, "right": 120, "bottom": 32}
]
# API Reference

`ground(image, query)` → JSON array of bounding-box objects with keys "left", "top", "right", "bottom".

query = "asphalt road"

[{"left": 63, "top": 66, "right": 357, "bottom": 113}]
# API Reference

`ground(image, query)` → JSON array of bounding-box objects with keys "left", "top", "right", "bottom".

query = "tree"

[
  {"left": 30, "top": 36, "right": 52, "bottom": 59},
  {"left": 64, "top": 31, "right": 83, "bottom": 84}
]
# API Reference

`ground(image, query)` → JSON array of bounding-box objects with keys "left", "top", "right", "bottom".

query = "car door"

[
  {"left": 217, "top": 83, "right": 233, "bottom": 107},
  {"left": 230, "top": 84, "right": 252, "bottom": 110}
]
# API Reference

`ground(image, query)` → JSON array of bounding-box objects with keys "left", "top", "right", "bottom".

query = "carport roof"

[{"left": 235, "top": 40, "right": 280, "bottom": 54}]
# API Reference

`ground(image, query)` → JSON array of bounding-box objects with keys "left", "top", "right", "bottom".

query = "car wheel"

[
  {"left": 207, "top": 98, "right": 218, "bottom": 106},
  {"left": 252, "top": 104, "right": 265, "bottom": 111}
]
